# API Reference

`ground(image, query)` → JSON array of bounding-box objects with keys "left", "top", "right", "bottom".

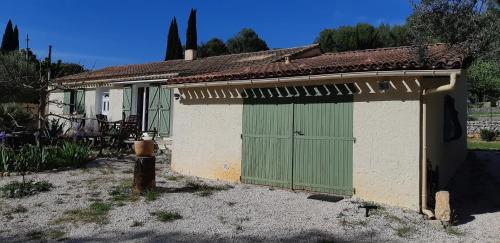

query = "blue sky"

[{"left": 0, "top": 0, "right": 412, "bottom": 69}]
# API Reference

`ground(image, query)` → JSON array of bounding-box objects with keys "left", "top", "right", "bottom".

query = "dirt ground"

[{"left": 0, "top": 152, "right": 498, "bottom": 242}]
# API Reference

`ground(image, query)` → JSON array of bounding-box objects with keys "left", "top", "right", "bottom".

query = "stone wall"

[{"left": 467, "top": 121, "right": 500, "bottom": 135}]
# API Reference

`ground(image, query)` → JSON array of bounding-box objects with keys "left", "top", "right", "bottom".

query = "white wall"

[
  {"left": 170, "top": 78, "right": 427, "bottom": 210},
  {"left": 48, "top": 91, "right": 64, "bottom": 115},
  {"left": 425, "top": 75, "right": 467, "bottom": 189},
  {"left": 109, "top": 87, "right": 123, "bottom": 121},
  {"left": 84, "top": 89, "right": 98, "bottom": 134},
  {"left": 171, "top": 87, "right": 243, "bottom": 182}
]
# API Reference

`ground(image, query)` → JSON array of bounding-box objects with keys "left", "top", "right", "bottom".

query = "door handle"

[{"left": 294, "top": 131, "right": 304, "bottom": 136}]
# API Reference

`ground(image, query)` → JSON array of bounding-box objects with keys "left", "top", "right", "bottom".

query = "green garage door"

[{"left": 242, "top": 86, "right": 354, "bottom": 195}]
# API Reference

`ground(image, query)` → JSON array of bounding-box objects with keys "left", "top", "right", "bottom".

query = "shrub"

[
  {"left": 1, "top": 142, "right": 92, "bottom": 174},
  {"left": 43, "top": 118, "right": 66, "bottom": 145},
  {"left": 0, "top": 180, "right": 53, "bottom": 198},
  {"left": 480, "top": 129, "right": 497, "bottom": 141},
  {"left": 0, "top": 145, "right": 15, "bottom": 173},
  {"left": 0, "top": 103, "right": 35, "bottom": 133},
  {"left": 55, "top": 142, "right": 92, "bottom": 167}
]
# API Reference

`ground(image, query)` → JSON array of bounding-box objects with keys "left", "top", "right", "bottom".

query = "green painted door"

[
  {"left": 292, "top": 97, "right": 354, "bottom": 195},
  {"left": 122, "top": 86, "right": 132, "bottom": 119},
  {"left": 148, "top": 86, "right": 160, "bottom": 132},
  {"left": 241, "top": 92, "right": 293, "bottom": 188},
  {"left": 158, "top": 87, "right": 172, "bottom": 136},
  {"left": 241, "top": 86, "right": 354, "bottom": 195}
]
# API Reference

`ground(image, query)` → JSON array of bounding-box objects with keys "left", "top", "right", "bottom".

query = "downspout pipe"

[{"left": 420, "top": 72, "right": 458, "bottom": 219}]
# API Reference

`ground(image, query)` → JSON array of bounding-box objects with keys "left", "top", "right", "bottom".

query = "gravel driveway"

[{"left": 0, "top": 154, "right": 498, "bottom": 242}]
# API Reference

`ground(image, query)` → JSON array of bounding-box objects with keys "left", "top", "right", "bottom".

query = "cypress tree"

[
  {"left": 165, "top": 17, "right": 183, "bottom": 60},
  {"left": 186, "top": 8, "right": 197, "bottom": 50},
  {"left": 165, "top": 19, "right": 174, "bottom": 60},
  {"left": 13, "top": 25, "right": 19, "bottom": 50},
  {"left": 1, "top": 20, "right": 15, "bottom": 52}
]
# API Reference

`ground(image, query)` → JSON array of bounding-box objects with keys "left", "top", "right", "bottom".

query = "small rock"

[{"left": 435, "top": 191, "right": 451, "bottom": 222}]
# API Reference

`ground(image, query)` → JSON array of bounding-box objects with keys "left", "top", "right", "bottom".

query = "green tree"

[
  {"left": 317, "top": 29, "right": 336, "bottom": 52},
  {"left": 0, "top": 51, "right": 38, "bottom": 102},
  {"left": 1, "top": 20, "right": 15, "bottom": 53},
  {"left": 332, "top": 26, "right": 357, "bottom": 52},
  {"left": 198, "top": 38, "right": 228, "bottom": 57},
  {"left": 13, "top": 25, "right": 19, "bottom": 51},
  {"left": 165, "top": 17, "right": 183, "bottom": 60},
  {"left": 408, "top": 0, "right": 499, "bottom": 62},
  {"left": 186, "top": 9, "right": 197, "bottom": 50},
  {"left": 354, "top": 23, "right": 382, "bottom": 50},
  {"left": 226, "top": 28, "right": 268, "bottom": 54},
  {"left": 467, "top": 60, "right": 500, "bottom": 102}
]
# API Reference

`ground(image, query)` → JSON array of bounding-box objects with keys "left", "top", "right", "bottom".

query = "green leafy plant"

[
  {"left": 0, "top": 180, "right": 52, "bottom": 198},
  {"left": 480, "top": 129, "right": 497, "bottom": 142},
  {"left": 56, "top": 142, "right": 92, "bottom": 168},
  {"left": 0, "top": 145, "right": 14, "bottom": 173},
  {"left": 144, "top": 190, "right": 158, "bottom": 202},
  {"left": 109, "top": 178, "right": 139, "bottom": 204},
  {"left": 43, "top": 118, "right": 66, "bottom": 144}
]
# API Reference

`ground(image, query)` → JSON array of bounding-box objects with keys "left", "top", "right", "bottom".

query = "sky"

[{"left": 0, "top": 0, "right": 412, "bottom": 69}]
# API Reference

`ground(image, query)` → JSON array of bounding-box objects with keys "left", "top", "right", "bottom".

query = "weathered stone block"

[{"left": 435, "top": 191, "right": 451, "bottom": 222}]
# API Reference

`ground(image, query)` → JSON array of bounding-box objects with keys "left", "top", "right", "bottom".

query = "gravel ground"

[{"left": 0, "top": 153, "right": 498, "bottom": 243}]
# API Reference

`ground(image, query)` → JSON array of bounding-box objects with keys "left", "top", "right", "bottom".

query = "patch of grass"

[
  {"left": 395, "top": 226, "right": 415, "bottom": 238},
  {"left": 27, "top": 229, "right": 66, "bottom": 240},
  {"left": 122, "top": 169, "right": 133, "bottom": 174},
  {"left": 54, "top": 202, "right": 112, "bottom": 225},
  {"left": 237, "top": 216, "right": 250, "bottom": 223},
  {"left": 0, "top": 180, "right": 52, "bottom": 198},
  {"left": 339, "top": 218, "right": 368, "bottom": 228},
  {"left": 27, "top": 230, "right": 45, "bottom": 240},
  {"left": 218, "top": 215, "right": 228, "bottom": 224},
  {"left": 151, "top": 211, "right": 182, "bottom": 222},
  {"left": 109, "top": 178, "right": 139, "bottom": 203},
  {"left": 185, "top": 181, "right": 231, "bottom": 197},
  {"left": 468, "top": 138, "right": 500, "bottom": 151},
  {"left": 131, "top": 220, "right": 144, "bottom": 227},
  {"left": 225, "top": 201, "right": 237, "bottom": 207},
  {"left": 446, "top": 226, "right": 465, "bottom": 236},
  {"left": 12, "top": 204, "right": 28, "bottom": 213},
  {"left": 47, "top": 230, "right": 66, "bottom": 240},
  {"left": 166, "top": 175, "right": 183, "bottom": 181},
  {"left": 144, "top": 190, "right": 158, "bottom": 202}
]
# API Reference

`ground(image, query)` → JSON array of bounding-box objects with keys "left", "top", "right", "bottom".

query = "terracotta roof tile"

[
  {"left": 57, "top": 45, "right": 319, "bottom": 84},
  {"left": 167, "top": 44, "right": 464, "bottom": 84}
]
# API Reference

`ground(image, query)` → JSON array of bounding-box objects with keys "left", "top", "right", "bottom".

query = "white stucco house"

[{"left": 52, "top": 43, "right": 467, "bottom": 212}]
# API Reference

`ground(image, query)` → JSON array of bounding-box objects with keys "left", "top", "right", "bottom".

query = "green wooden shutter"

[
  {"left": 122, "top": 86, "right": 132, "bottom": 119},
  {"left": 63, "top": 91, "right": 71, "bottom": 114},
  {"left": 241, "top": 89, "right": 294, "bottom": 188},
  {"left": 158, "top": 87, "right": 172, "bottom": 136},
  {"left": 75, "top": 89, "right": 85, "bottom": 114},
  {"left": 147, "top": 86, "right": 160, "bottom": 131},
  {"left": 292, "top": 96, "right": 354, "bottom": 195}
]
